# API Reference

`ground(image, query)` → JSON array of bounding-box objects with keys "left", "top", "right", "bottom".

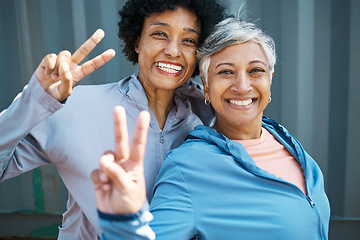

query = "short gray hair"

[{"left": 197, "top": 17, "right": 276, "bottom": 85}]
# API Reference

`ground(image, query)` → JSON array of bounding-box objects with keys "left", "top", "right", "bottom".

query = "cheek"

[
  {"left": 138, "top": 46, "right": 154, "bottom": 63},
  {"left": 139, "top": 39, "right": 161, "bottom": 55},
  {"left": 184, "top": 49, "right": 196, "bottom": 63},
  {"left": 262, "top": 84, "right": 271, "bottom": 94},
  {"left": 210, "top": 78, "right": 230, "bottom": 93},
  {"left": 208, "top": 82, "right": 226, "bottom": 101},
  {"left": 260, "top": 83, "right": 271, "bottom": 104},
  {"left": 258, "top": 78, "right": 271, "bottom": 92},
  {"left": 187, "top": 59, "right": 197, "bottom": 71}
]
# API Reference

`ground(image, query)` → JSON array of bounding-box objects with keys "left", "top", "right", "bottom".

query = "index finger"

[
  {"left": 72, "top": 29, "right": 105, "bottom": 64},
  {"left": 113, "top": 106, "right": 130, "bottom": 161}
]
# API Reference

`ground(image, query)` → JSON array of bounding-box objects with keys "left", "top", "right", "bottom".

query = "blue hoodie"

[{"left": 99, "top": 116, "right": 330, "bottom": 240}]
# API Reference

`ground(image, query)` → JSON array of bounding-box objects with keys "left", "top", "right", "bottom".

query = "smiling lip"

[{"left": 155, "top": 61, "right": 183, "bottom": 76}]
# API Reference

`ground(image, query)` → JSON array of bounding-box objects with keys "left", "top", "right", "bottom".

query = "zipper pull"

[
  {"left": 307, "top": 195, "right": 316, "bottom": 208},
  {"left": 159, "top": 130, "right": 164, "bottom": 144}
]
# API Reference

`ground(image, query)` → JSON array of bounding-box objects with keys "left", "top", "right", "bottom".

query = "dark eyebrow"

[
  {"left": 151, "top": 22, "right": 169, "bottom": 27},
  {"left": 184, "top": 27, "right": 200, "bottom": 36},
  {"left": 150, "top": 22, "right": 200, "bottom": 36}
]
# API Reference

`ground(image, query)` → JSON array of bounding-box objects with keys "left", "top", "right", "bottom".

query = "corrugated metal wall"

[
  {"left": 0, "top": 0, "right": 137, "bottom": 238},
  {"left": 0, "top": 0, "right": 359, "bottom": 239}
]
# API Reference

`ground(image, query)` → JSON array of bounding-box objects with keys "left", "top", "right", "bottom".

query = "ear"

[
  {"left": 134, "top": 38, "right": 140, "bottom": 54},
  {"left": 201, "top": 78, "right": 209, "bottom": 99}
]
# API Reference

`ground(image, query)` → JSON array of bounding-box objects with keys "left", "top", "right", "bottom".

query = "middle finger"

[
  {"left": 113, "top": 106, "right": 130, "bottom": 161},
  {"left": 72, "top": 29, "right": 105, "bottom": 64}
]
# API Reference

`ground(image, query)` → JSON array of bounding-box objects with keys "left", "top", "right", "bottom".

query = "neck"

[
  {"left": 213, "top": 118, "right": 263, "bottom": 140},
  {"left": 144, "top": 88, "right": 175, "bottom": 130}
]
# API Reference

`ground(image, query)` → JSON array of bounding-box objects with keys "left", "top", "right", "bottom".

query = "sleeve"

[
  {"left": 98, "top": 202, "right": 156, "bottom": 240},
  {"left": 148, "top": 157, "right": 195, "bottom": 239},
  {"left": 98, "top": 156, "right": 196, "bottom": 240},
  {"left": 0, "top": 74, "right": 62, "bottom": 180}
]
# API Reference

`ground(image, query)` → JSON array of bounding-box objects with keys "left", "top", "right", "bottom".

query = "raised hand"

[
  {"left": 91, "top": 106, "right": 151, "bottom": 214},
  {"left": 35, "top": 29, "right": 115, "bottom": 102}
]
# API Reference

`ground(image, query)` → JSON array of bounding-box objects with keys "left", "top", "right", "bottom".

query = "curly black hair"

[{"left": 118, "top": 0, "right": 228, "bottom": 75}]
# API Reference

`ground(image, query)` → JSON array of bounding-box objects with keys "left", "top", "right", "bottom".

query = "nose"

[
  {"left": 230, "top": 72, "right": 252, "bottom": 93},
  {"left": 164, "top": 38, "right": 181, "bottom": 58}
]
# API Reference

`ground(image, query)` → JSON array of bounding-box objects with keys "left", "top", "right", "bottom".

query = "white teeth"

[
  {"left": 230, "top": 99, "right": 253, "bottom": 106},
  {"left": 155, "top": 62, "right": 182, "bottom": 73}
]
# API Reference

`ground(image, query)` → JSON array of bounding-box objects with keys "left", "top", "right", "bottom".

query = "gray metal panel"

[
  {"left": 327, "top": 0, "right": 351, "bottom": 217},
  {"left": 344, "top": 0, "right": 360, "bottom": 218},
  {"left": 0, "top": 0, "right": 136, "bottom": 238},
  {"left": 313, "top": 0, "right": 331, "bottom": 189}
]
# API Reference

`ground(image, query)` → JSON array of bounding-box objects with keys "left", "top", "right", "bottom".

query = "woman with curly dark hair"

[
  {"left": 0, "top": 0, "right": 227, "bottom": 239},
  {"left": 118, "top": 0, "right": 227, "bottom": 76}
]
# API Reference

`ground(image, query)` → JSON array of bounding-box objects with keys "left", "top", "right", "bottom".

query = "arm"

[
  {"left": 92, "top": 107, "right": 195, "bottom": 239},
  {"left": 0, "top": 74, "right": 62, "bottom": 178},
  {"left": 0, "top": 29, "right": 115, "bottom": 179},
  {"left": 147, "top": 157, "right": 196, "bottom": 239},
  {"left": 98, "top": 202, "right": 155, "bottom": 240},
  {"left": 92, "top": 106, "right": 154, "bottom": 239}
]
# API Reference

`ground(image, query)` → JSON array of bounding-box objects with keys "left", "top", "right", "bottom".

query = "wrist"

[{"left": 98, "top": 201, "right": 149, "bottom": 221}]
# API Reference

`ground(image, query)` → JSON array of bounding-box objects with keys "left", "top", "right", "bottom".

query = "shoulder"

[
  {"left": 67, "top": 75, "right": 138, "bottom": 105},
  {"left": 262, "top": 116, "right": 295, "bottom": 143},
  {"left": 71, "top": 73, "right": 138, "bottom": 96},
  {"left": 165, "top": 126, "right": 224, "bottom": 165},
  {"left": 262, "top": 116, "right": 322, "bottom": 167},
  {"left": 175, "top": 80, "right": 215, "bottom": 126},
  {"left": 177, "top": 79, "right": 204, "bottom": 92},
  {"left": 72, "top": 82, "right": 119, "bottom": 96}
]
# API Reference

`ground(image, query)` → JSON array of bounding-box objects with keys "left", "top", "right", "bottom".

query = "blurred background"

[{"left": 0, "top": 0, "right": 359, "bottom": 239}]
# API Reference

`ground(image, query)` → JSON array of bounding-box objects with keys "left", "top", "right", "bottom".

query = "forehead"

[
  {"left": 143, "top": 7, "right": 200, "bottom": 32},
  {"left": 210, "top": 42, "right": 269, "bottom": 67}
]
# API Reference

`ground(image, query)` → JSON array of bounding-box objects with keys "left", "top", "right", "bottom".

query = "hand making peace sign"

[
  {"left": 92, "top": 106, "right": 151, "bottom": 215},
  {"left": 35, "top": 29, "right": 115, "bottom": 102}
]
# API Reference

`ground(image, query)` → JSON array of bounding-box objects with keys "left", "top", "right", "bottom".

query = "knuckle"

[
  {"left": 59, "top": 50, "right": 72, "bottom": 57},
  {"left": 46, "top": 53, "right": 57, "bottom": 61},
  {"left": 78, "top": 46, "right": 89, "bottom": 56},
  {"left": 91, "top": 60, "right": 98, "bottom": 70}
]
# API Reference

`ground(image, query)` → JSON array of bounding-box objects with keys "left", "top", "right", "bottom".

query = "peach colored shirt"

[{"left": 234, "top": 127, "right": 307, "bottom": 195}]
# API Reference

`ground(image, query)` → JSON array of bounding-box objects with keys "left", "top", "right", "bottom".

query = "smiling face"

[
  {"left": 203, "top": 42, "right": 272, "bottom": 140},
  {"left": 135, "top": 7, "right": 200, "bottom": 94}
]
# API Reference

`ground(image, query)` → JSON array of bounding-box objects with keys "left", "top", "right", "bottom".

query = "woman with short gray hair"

[
  {"left": 93, "top": 17, "right": 330, "bottom": 240},
  {"left": 197, "top": 17, "right": 276, "bottom": 85}
]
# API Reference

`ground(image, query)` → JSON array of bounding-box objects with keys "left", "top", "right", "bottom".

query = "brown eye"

[
  {"left": 250, "top": 68, "right": 265, "bottom": 73},
  {"left": 218, "top": 70, "right": 233, "bottom": 75},
  {"left": 151, "top": 31, "right": 167, "bottom": 39},
  {"left": 183, "top": 38, "right": 197, "bottom": 46}
]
